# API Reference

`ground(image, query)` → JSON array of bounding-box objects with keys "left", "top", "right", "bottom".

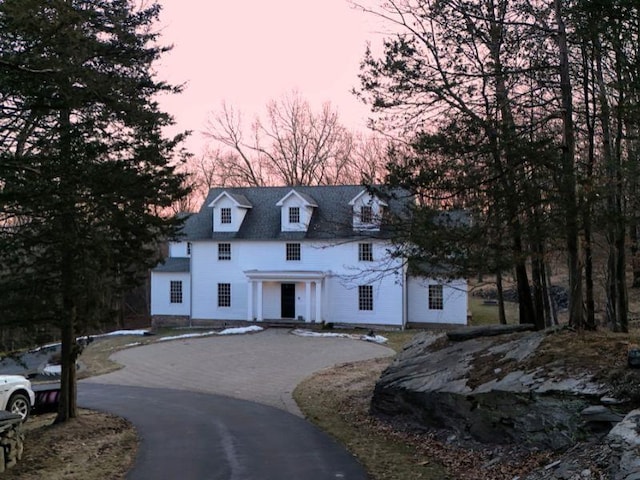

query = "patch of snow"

[
  {"left": 29, "top": 342, "right": 61, "bottom": 353},
  {"left": 292, "top": 329, "right": 388, "bottom": 344},
  {"left": 361, "top": 334, "right": 388, "bottom": 344},
  {"left": 292, "top": 329, "right": 353, "bottom": 339},
  {"left": 219, "top": 326, "right": 264, "bottom": 335},
  {"left": 157, "top": 331, "right": 217, "bottom": 342},
  {"left": 42, "top": 364, "right": 61, "bottom": 375},
  {"left": 30, "top": 329, "right": 150, "bottom": 353},
  {"left": 91, "top": 329, "right": 150, "bottom": 338},
  {"left": 155, "top": 326, "right": 264, "bottom": 342},
  {"left": 122, "top": 342, "right": 142, "bottom": 348}
]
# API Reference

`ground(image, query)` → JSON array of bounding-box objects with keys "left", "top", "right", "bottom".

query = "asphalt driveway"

[
  {"left": 79, "top": 383, "right": 371, "bottom": 480},
  {"left": 78, "top": 328, "right": 394, "bottom": 479},
  {"left": 82, "top": 328, "right": 394, "bottom": 416}
]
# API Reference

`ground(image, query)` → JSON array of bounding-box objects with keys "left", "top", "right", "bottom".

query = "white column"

[
  {"left": 305, "top": 281, "right": 311, "bottom": 323},
  {"left": 257, "top": 281, "right": 264, "bottom": 321},
  {"left": 247, "top": 281, "right": 254, "bottom": 321},
  {"left": 315, "top": 280, "right": 322, "bottom": 323}
]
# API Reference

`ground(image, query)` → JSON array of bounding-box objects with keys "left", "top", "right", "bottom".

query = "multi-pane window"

[
  {"left": 358, "top": 285, "right": 373, "bottom": 311},
  {"left": 286, "top": 243, "right": 301, "bottom": 261},
  {"left": 289, "top": 207, "right": 300, "bottom": 224},
  {"left": 358, "top": 243, "right": 373, "bottom": 261},
  {"left": 218, "top": 243, "right": 231, "bottom": 260},
  {"left": 220, "top": 207, "right": 232, "bottom": 224},
  {"left": 360, "top": 205, "right": 373, "bottom": 224},
  {"left": 170, "top": 281, "right": 183, "bottom": 304},
  {"left": 429, "top": 284, "right": 444, "bottom": 310},
  {"left": 218, "top": 283, "right": 231, "bottom": 307}
]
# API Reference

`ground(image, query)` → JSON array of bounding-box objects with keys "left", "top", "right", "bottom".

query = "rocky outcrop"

[
  {"left": 371, "top": 330, "right": 627, "bottom": 451},
  {"left": 0, "top": 412, "right": 25, "bottom": 472},
  {"left": 524, "top": 409, "right": 640, "bottom": 479}
]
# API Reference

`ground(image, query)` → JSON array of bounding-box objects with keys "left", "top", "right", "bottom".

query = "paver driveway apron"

[{"left": 82, "top": 328, "right": 394, "bottom": 416}]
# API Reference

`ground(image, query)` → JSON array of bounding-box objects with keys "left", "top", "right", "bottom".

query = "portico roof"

[{"left": 244, "top": 270, "right": 326, "bottom": 281}]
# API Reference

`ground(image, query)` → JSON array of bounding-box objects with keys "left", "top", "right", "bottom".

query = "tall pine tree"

[{"left": 0, "top": 0, "right": 190, "bottom": 422}]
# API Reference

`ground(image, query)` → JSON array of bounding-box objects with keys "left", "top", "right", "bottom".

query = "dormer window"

[
  {"left": 289, "top": 207, "right": 300, "bottom": 224},
  {"left": 349, "top": 189, "right": 387, "bottom": 232},
  {"left": 360, "top": 205, "right": 373, "bottom": 224},
  {"left": 220, "top": 208, "right": 232, "bottom": 224},
  {"left": 276, "top": 189, "right": 317, "bottom": 232},
  {"left": 208, "top": 191, "right": 252, "bottom": 233}
]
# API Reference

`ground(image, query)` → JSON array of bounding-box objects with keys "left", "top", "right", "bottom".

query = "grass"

[
  {"left": 294, "top": 357, "right": 450, "bottom": 480},
  {"left": 468, "top": 297, "right": 520, "bottom": 326},
  {"left": 294, "top": 328, "right": 455, "bottom": 480},
  {"left": 3, "top": 410, "right": 136, "bottom": 480}
]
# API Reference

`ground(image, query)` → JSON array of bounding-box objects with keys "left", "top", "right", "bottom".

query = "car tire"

[{"left": 7, "top": 393, "right": 30, "bottom": 421}]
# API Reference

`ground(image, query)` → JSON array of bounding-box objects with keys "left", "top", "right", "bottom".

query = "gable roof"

[
  {"left": 207, "top": 191, "right": 253, "bottom": 209},
  {"left": 275, "top": 189, "right": 318, "bottom": 207},
  {"left": 348, "top": 189, "right": 388, "bottom": 207},
  {"left": 182, "top": 185, "right": 408, "bottom": 241}
]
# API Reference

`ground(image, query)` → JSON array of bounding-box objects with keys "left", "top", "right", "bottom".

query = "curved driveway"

[
  {"left": 78, "top": 328, "right": 394, "bottom": 479},
  {"left": 83, "top": 328, "right": 393, "bottom": 416}
]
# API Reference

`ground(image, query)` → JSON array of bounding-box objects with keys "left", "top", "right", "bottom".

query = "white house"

[{"left": 150, "top": 185, "right": 467, "bottom": 328}]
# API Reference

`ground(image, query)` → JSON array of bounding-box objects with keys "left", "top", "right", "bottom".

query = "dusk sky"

[{"left": 156, "top": 0, "right": 383, "bottom": 157}]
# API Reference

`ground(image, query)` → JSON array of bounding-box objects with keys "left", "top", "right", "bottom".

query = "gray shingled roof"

[
  {"left": 182, "top": 185, "right": 407, "bottom": 241},
  {"left": 152, "top": 257, "right": 190, "bottom": 272}
]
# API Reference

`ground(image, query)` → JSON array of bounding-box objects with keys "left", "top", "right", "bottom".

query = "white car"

[{"left": 0, "top": 375, "right": 35, "bottom": 420}]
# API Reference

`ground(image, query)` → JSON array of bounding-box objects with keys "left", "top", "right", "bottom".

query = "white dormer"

[
  {"left": 276, "top": 189, "right": 317, "bottom": 232},
  {"left": 349, "top": 189, "right": 388, "bottom": 231},
  {"left": 208, "top": 191, "right": 252, "bottom": 233}
]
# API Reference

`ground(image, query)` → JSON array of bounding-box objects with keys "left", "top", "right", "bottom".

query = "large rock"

[{"left": 371, "top": 330, "right": 620, "bottom": 450}]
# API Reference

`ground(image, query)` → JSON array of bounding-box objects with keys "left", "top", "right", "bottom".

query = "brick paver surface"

[{"left": 83, "top": 328, "right": 393, "bottom": 416}]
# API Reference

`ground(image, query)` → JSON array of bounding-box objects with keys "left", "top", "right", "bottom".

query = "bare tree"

[{"left": 201, "top": 91, "right": 386, "bottom": 187}]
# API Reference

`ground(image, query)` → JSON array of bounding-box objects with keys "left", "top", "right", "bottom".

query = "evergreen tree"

[{"left": 0, "top": 0, "right": 190, "bottom": 422}]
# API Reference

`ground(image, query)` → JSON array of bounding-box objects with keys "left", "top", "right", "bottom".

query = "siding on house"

[
  {"left": 407, "top": 277, "right": 468, "bottom": 324},
  {"left": 189, "top": 239, "right": 403, "bottom": 325},
  {"left": 150, "top": 272, "right": 190, "bottom": 317},
  {"left": 151, "top": 185, "right": 468, "bottom": 328}
]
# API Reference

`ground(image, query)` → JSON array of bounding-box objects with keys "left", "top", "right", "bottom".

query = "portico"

[{"left": 245, "top": 270, "right": 325, "bottom": 323}]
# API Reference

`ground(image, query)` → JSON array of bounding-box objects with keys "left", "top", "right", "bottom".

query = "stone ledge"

[{"left": 0, "top": 412, "right": 24, "bottom": 473}]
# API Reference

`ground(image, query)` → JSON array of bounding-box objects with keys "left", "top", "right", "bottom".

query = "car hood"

[{"left": 0, "top": 375, "right": 30, "bottom": 385}]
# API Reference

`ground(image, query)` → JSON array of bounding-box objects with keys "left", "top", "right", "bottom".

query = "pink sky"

[{"left": 156, "top": 1, "right": 383, "bottom": 157}]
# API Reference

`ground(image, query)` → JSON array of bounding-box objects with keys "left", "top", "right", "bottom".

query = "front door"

[{"left": 281, "top": 283, "right": 296, "bottom": 318}]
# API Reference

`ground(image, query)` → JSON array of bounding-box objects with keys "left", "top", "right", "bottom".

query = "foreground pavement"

[
  {"left": 79, "top": 383, "right": 368, "bottom": 480},
  {"left": 79, "top": 328, "right": 393, "bottom": 479}
]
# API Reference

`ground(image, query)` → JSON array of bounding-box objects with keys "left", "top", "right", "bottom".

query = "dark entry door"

[{"left": 281, "top": 283, "right": 296, "bottom": 318}]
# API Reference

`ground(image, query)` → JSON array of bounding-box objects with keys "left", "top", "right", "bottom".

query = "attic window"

[
  {"left": 220, "top": 208, "right": 232, "bottom": 224},
  {"left": 289, "top": 207, "right": 300, "bottom": 224},
  {"left": 360, "top": 205, "right": 373, "bottom": 224}
]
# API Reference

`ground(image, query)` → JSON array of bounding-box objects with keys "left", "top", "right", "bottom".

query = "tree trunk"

[
  {"left": 55, "top": 106, "right": 78, "bottom": 423},
  {"left": 496, "top": 269, "right": 506, "bottom": 325},
  {"left": 55, "top": 303, "right": 77, "bottom": 424},
  {"left": 531, "top": 241, "right": 547, "bottom": 330},
  {"left": 594, "top": 35, "right": 627, "bottom": 332},
  {"left": 513, "top": 225, "right": 535, "bottom": 326},
  {"left": 580, "top": 39, "right": 597, "bottom": 330},
  {"left": 555, "top": 0, "right": 584, "bottom": 329}
]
